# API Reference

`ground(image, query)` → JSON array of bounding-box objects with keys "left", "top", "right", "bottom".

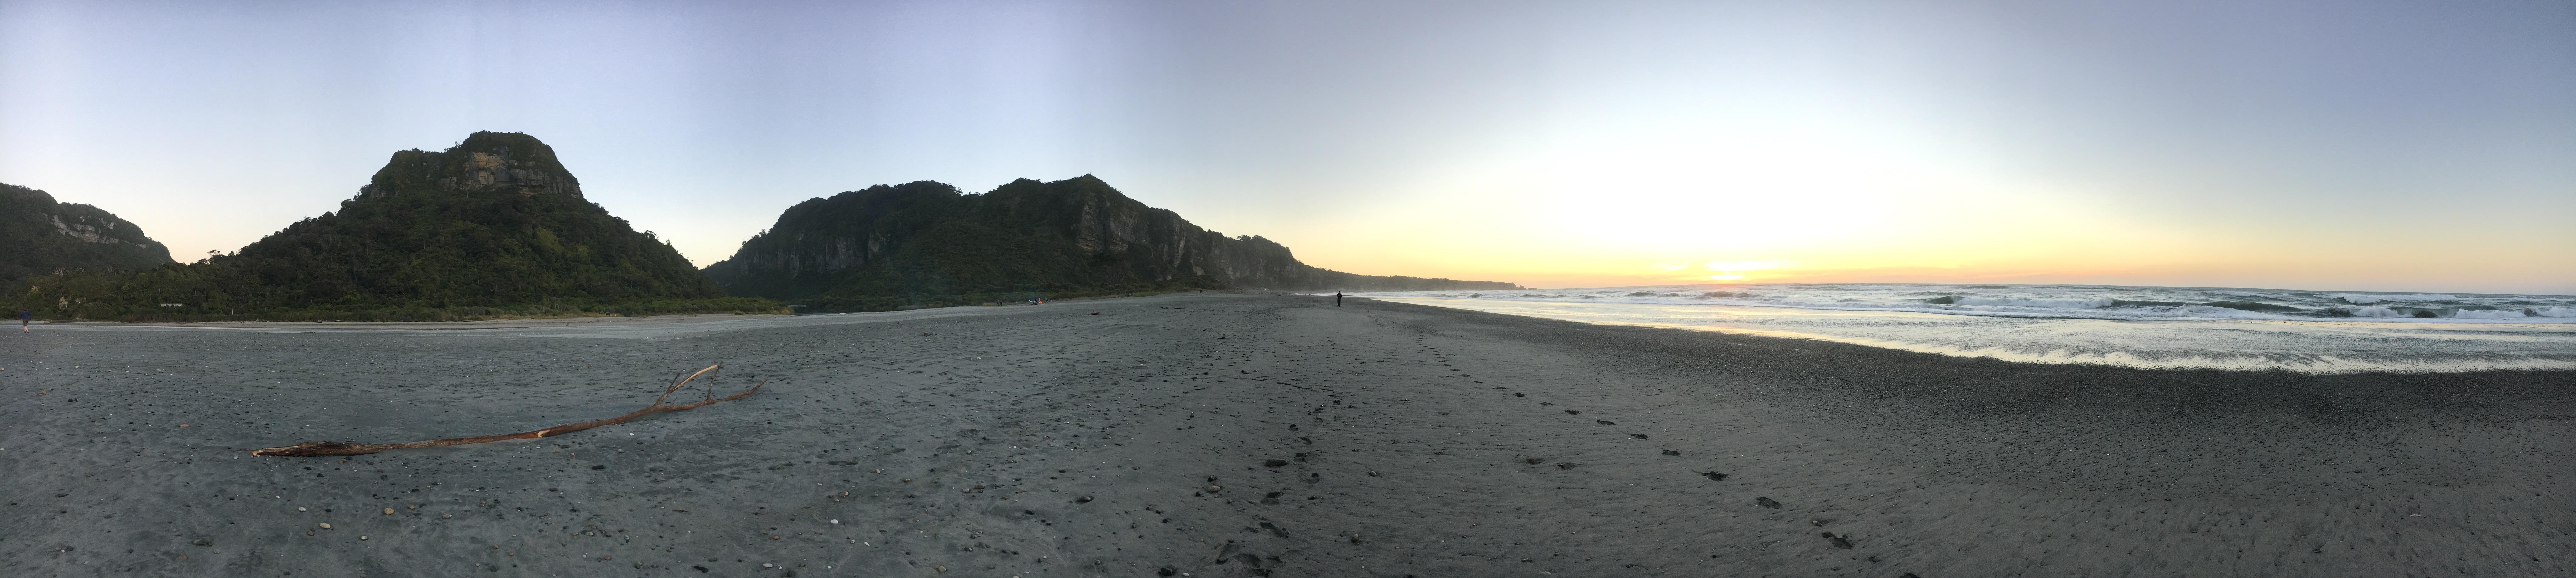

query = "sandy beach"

[{"left": 3, "top": 292, "right": 2569, "bottom": 577}]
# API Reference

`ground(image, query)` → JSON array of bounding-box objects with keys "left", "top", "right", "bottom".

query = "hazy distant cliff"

[
  {"left": 1, "top": 183, "right": 173, "bottom": 289},
  {"left": 704, "top": 175, "right": 1516, "bottom": 309}
]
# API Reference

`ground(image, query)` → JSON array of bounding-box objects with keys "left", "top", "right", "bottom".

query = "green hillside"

[
  {"left": 1, "top": 183, "right": 174, "bottom": 291},
  {"left": 704, "top": 175, "right": 1517, "bottom": 311},
  {"left": 15, "top": 132, "right": 780, "bottom": 321}
]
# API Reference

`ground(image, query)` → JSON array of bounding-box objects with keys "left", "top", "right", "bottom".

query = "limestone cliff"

[
  {"left": 357, "top": 132, "right": 582, "bottom": 199},
  {"left": 704, "top": 175, "right": 1517, "bottom": 309},
  {"left": 1, "top": 182, "right": 173, "bottom": 289}
]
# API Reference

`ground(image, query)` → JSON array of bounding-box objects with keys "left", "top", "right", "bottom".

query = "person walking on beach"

[
  {"left": 1336, "top": 292, "right": 1343, "bottom": 307},
  {"left": 19, "top": 309, "right": 29, "bottom": 332}
]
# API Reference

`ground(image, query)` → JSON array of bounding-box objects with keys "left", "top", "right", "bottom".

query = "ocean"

[{"left": 1350, "top": 283, "right": 2576, "bottom": 373}]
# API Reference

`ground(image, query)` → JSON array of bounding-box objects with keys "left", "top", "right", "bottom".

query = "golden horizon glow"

[
  {"left": 1269, "top": 116, "right": 2245, "bottom": 289},
  {"left": 1254, "top": 114, "right": 2568, "bottom": 293}
]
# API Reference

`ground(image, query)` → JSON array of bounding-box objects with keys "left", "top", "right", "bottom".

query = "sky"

[{"left": 3, "top": 0, "right": 2570, "bottom": 294}]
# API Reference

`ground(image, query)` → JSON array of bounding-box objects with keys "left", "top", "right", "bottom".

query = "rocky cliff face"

[
  {"left": 2, "top": 182, "right": 173, "bottom": 288},
  {"left": 704, "top": 175, "right": 1516, "bottom": 308},
  {"left": 357, "top": 132, "right": 583, "bottom": 199},
  {"left": 13, "top": 132, "right": 742, "bottom": 321}
]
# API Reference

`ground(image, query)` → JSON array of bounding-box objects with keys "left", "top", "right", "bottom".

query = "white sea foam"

[
  {"left": 1361, "top": 284, "right": 2573, "bottom": 324},
  {"left": 1351, "top": 283, "right": 2576, "bottom": 374},
  {"left": 2329, "top": 293, "right": 2457, "bottom": 304},
  {"left": 1950, "top": 297, "right": 2116, "bottom": 308}
]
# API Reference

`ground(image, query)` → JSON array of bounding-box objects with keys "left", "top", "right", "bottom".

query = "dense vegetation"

[
  {"left": 704, "top": 175, "right": 1517, "bottom": 312},
  {"left": 12, "top": 132, "right": 782, "bottom": 321},
  {"left": 1, "top": 183, "right": 172, "bottom": 291}
]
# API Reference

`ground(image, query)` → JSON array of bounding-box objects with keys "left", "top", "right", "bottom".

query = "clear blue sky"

[{"left": 4, "top": 1, "right": 2570, "bottom": 293}]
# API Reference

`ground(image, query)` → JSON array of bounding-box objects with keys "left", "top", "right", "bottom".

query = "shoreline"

[
  {"left": 1370, "top": 296, "right": 2576, "bottom": 374},
  {"left": 5, "top": 293, "right": 2567, "bottom": 576}
]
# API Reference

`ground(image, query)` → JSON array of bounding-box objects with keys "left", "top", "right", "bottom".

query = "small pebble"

[
  {"left": 382, "top": 508, "right": 394, "bottom": 515},
  {"left": 830, "top": 519, "right": 840, "bottom": 524},
  {"left": 297, "top": 507, "right": 307, "bottom": 512},
  {"left": 359, "top": 536, "right": 368, "bottom": 540},
  {"left": 318, "top": 523, "right": 331, "bottom": 529}
]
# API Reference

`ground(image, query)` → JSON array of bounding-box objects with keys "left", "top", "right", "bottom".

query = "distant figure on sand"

[
  {"left": 19, "top": 309, "right": 28, "bottom": 332},
  {"left": 1336, "top": 292, "right": 1343, "bottom": 307}
]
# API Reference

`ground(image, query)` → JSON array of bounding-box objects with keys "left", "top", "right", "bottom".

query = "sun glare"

[
  {"left": 1694, "top": 259, "right": 1792, "bottom": 282},
  {"left": 1704, "top": 260, "right": 1791, "bottom": 271}
]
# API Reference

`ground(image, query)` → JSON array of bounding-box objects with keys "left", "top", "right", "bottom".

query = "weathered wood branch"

[{"left": 249, "top": 364, "right": 763, "bottom": 457}]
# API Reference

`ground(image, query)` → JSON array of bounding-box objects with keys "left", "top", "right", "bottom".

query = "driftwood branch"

[{"left": 249, "top": 364, "right": 763, "bottom": 457}]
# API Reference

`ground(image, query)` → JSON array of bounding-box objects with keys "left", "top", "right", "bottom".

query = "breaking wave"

[
  {"left": 1350, "top": 283, "right": 2576, "bottom": 374},
  {"left": 1358, "top": 284, "right": 2576, "bottom": 324}
]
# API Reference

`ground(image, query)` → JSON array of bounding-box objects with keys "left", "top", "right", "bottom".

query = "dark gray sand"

[{"left": 3, "top": 293, "right": 2569, "bottom": 577}]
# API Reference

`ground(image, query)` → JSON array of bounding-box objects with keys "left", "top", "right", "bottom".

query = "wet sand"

[{"left": 3, "top": 293, "right": 2569, "bottom": 577}]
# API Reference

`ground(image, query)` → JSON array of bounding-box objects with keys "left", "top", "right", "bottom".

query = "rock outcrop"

[
  {"left": 704, "top": 175, "right": 1517, "bottom": 309},
  {"left": 357, "top": 138, "right": 582, "bottom": 200},
  {"left": 1, "top": 182, "right": 173, "bottom": 289},
  {"left": 17, "top": 132, "right": 760, "bottom": 321}
]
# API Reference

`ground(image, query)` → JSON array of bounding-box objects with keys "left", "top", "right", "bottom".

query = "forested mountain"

[
  {"left": 15, "top": 132, "right": 779, "bottom": 321},
  {"left": 1, "top": 183, "right": 174, "bottom": 291},
  {"left": 704, "top": 175, "right": 1518, "bottom": 311}
]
